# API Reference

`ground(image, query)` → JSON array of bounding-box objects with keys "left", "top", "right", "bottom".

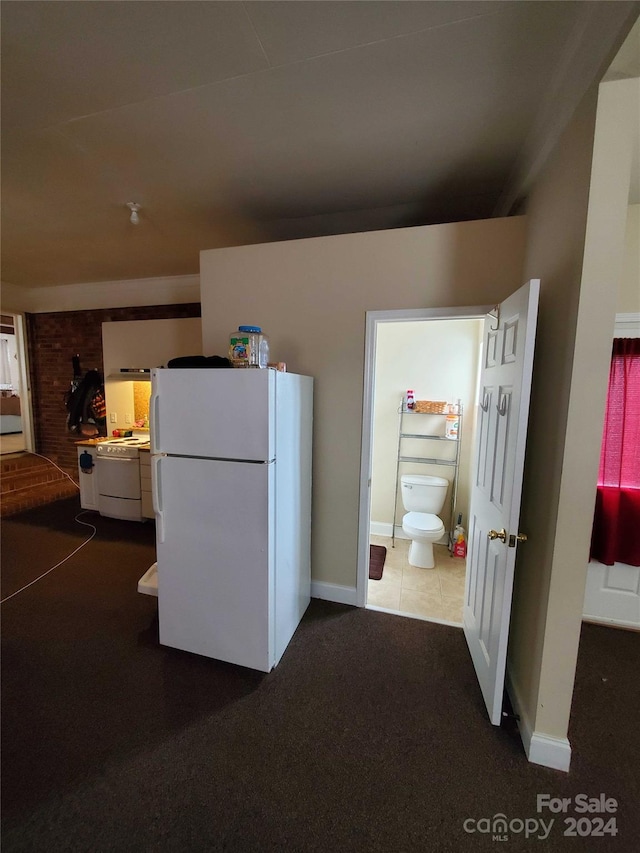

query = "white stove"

[{"left": 95, "top": 436, "right": 150, "bottom": 520}]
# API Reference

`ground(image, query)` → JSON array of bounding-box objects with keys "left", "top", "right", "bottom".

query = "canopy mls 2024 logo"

[{"left": 463, "top": 793, "right": 619, "bottom": 842}]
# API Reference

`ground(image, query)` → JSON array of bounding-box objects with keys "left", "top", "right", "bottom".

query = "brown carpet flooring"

[{"left": 2, "top": 497, "right": 639, "bottom": 852}]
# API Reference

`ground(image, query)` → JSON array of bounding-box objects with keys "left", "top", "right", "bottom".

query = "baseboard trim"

[
  {"left": 582, "top": 615, "right": 640, "bottom": 632},
  {"left": 527, "top": 732, "right": 572, "bottom": 772},
  {"left": 311, "top": 581, "right": 358, "bottom": 607},
  {"left": 369, "top": 522, "right": 448, "bottom": 546},
  {"left": 506, "top": 667, "right": 572, "bottom": 772},
  {"left": 370, "top": 521, "right": 408, "bottom": 539}
]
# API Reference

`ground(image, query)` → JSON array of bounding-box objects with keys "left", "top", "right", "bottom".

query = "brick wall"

[{"left": 27, "top": 304, "right": 201, "bottom": 477}]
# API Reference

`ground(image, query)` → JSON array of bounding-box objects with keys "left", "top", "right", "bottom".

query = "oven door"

[
  {"left": 96, "top": 456, "right": 142, "bottom": 521},
  {"left": 97, "top": 456, "right": 141, "bottom": 499}
]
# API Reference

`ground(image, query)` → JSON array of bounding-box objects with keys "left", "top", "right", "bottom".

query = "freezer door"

[
  {"left": 156, "top": 454, "right": 275, "bottom": 671},
  {"left": 151, "top": 368, "right": 275, "bottom": 461}
]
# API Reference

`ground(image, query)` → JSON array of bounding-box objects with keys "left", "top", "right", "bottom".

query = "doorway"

[
  {"left": 0, "top": 313, "right": 32, "bottom": 455},
  {"left": 357, "top": 306, "right": 491, "bottom": 616}
]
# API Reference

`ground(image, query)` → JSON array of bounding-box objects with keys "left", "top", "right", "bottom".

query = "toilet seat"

[{"left": 402, "top": 511, "right": 444, "bottom": 538}]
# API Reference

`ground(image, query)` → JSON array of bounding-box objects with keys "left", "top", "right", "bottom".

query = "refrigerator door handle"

[
  {"left": 152, "top": 453, "right": 166, "bottom": 543},
  {"left": 150, "top": 389, "right": 160, "bottom": 453}
]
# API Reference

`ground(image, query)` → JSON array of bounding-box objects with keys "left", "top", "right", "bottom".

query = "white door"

[{"left": 464, "top": 280, "right": 540, "bottom": 724}]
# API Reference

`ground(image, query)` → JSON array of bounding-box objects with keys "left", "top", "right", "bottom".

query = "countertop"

[{"left": 75, "top": 437, "right": 151, "bottom": 448}]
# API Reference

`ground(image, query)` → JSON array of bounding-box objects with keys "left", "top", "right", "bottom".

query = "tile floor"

[{"left": 367, "top": 534, "right": 466, "bottom": 625}]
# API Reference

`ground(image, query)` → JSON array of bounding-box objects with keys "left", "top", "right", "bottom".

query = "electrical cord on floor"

[
  {"left": 30, "top": 451, "right": 81, "bottom": 489},
  {"left": 1, "top": 511, "right": 97, "bottom": 605}
]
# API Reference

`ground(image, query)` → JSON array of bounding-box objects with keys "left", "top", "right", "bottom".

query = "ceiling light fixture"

[{"left": 126, "top": 202, "right": 141, "bottom": 225}]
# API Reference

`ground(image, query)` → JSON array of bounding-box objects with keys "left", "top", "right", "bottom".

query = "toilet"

[{"left": 401, "top": 474, "right": 449, "bottom": 569}]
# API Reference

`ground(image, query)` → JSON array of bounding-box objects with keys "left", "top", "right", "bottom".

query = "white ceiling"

[{"left": 1, "top": 1, "right": 637, "bottom": 290}]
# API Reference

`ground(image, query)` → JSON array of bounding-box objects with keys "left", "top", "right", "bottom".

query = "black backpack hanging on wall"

[{"left": 65, "top": 369, "right": 106, "bottom": 436}]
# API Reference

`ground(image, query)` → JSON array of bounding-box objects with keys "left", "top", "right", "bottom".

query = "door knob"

[{"left": 488, "top": 528, "right": 507, "bottom": 542}]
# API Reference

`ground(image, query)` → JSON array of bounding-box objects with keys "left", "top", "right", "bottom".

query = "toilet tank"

[{"left": 401, "top": 474, "right": 449, "bottom": 513}]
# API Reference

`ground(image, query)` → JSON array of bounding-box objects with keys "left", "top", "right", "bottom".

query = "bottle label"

[
  {"left": 453, "top": 540, "right": 467, "bottom": 558},
  {"left": 230, "top": 335, "right": 250, "bottom": 363},
  {"left": 445, "top": 415, "right": 459, "bottom": 439}
]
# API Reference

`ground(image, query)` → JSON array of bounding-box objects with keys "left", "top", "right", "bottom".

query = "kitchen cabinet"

[
  {"left": 102, "top": 318, "right": 202, "bottom": 434},
  {"left": 140, "top": 449, "right": 154, "bottom": 519},
  {"left": 77, "top": 445, "right": 99, "bottom": 510}
]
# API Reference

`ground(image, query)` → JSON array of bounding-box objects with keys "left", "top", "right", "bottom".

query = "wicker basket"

[{"left": 414, "top": 400, "right": 447, "bottom": 414}]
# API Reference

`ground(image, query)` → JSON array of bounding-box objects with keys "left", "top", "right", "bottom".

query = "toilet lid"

[{"left": 403, "top": 511, "right": 443, "bottom": 533}]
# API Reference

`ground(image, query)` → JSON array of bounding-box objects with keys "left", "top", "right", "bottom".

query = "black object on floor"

[{"left": 369, "top": 544, "right": 386, "bottom": 580}]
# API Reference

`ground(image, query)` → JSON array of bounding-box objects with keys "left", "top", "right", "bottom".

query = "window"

[{"left": 591, "top": 338, "right": 640, "bottom": 566}]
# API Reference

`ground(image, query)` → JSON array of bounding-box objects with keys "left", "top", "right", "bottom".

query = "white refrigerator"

[{"left": 149, "top": 367, "right": 313, "bottom": 672}]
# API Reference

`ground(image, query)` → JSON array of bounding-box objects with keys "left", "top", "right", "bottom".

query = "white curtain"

[{"left": 0, "top": 339, "right": 12, "bottom": 389}]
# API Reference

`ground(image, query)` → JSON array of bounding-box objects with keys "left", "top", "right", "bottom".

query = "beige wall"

[
  {"left": 370, "top": 319, "right": 482, "bottom": 534},
  {"left": 509, "top": 77, "right": 638, "bottom": 743},
  {"left": 1, "top": 274, "right": 200, "bottom": 315},
  {"left": 0, "top": 282, "right": 28, "bottom": 315},
  {"left": 619, "top": 204, "right": 640, "bottom": 313},
  {"left": 200, "top": 217, "right": 526, "bottom": 588}
]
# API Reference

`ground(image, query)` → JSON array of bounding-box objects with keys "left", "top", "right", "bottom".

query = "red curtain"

[{"left": 591, "top": 338, "right": 640, "bottom": 566}]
